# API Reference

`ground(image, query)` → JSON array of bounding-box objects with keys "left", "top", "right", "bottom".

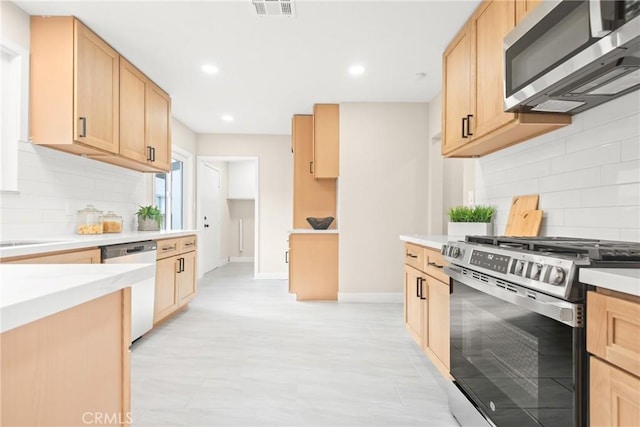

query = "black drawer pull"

[{"left": 428, "top": 261, "right": 444, "bottom": 269}]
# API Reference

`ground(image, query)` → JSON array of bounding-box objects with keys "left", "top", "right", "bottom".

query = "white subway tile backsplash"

[
  {"left": 505, "top": 160, "right": 550, "bottom": 182},
  {"left": 580, "top": 183, "right": 640, "bottom": 207},
  {"left": 538, "top": 167, "right": 601, "bottom": 193},
  {"left": 621, "top": 137, "right": 640, "bottom": 160},
  {"left": 1, "top": 146, "right": 147, "bottom": 239},
  {"left": 565, "top": 206, "right": 640, "bottom": 229},
  {"left": 565, "top": 114, "right": 640, "bottom": 153},
  {"left": 601, "top": 160, "right": 640, "bottom": 185},
  {"left": 549, "top": 142, "right": 620, "bottom": 174},
  {"left": 476, "top": 95, "right": 640, "bottom": 241}
]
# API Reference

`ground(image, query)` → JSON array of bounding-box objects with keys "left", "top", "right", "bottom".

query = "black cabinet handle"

[
  {"left": 147, "top": 146, "right": 153, "bottom": 161},
  {"left": 406, "top": 252, "right": 418, "bottom": 259},
  {"left": 428, "top": 261, "right": 444, "bottom": 269},
  {"left": 285, "top": 251, "right": 289, "bottom": 264},
  {"left": 416, "top": 277, "right": 421, "bottom": 298},
  {"left": 461, "top": 117, "right": 467, "bottom": 138},
  {"left": 466, "top": 114, "right": 473, "bottom": 136},
  {"left": 309, "top": 161, "right": 314, "bottom": 174},
  {"left": 176, "top": 257, "right": 185, "bottom": 273},
  {"left": 419, "top": 277, "right": 426, "bottom": 300},
  {"left": 79, "top": 117, "right": 87, "bottom": 138}
]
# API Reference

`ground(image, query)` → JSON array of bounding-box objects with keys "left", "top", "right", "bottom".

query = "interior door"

[{"left": 199, "top": 163, "right": 221, "bottom": 274}]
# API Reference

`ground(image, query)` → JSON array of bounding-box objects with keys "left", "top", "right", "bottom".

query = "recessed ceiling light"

[
  {"left": 222, "top": 114, "right": 234, "bottom": 122},
  {"left": 349, "top": 64, "right": 365, "bottom": 76},
  {"left": 201, "top": 64, "right": 219, "bottom": 75}
]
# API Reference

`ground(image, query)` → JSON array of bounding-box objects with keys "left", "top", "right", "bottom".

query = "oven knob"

[
  {"left": 549, "top": 267, "right": 566, "bottom": 285},
  {"left": 530, "top": 263, "right": 543, "bottom": 280},
  {"left": 514, "top": 260, "right": 526, "bottom": 276},
  {"left": 441, "top": 245, "right": 448, "bottom": 256},
  {"left": 450, "top": 246, "right": 461, "bottom": 258}
]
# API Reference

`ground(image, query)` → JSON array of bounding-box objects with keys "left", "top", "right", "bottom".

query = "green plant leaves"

[
  {"left": 136, "top": 205, "right": 164, "bottom": 226},
  {"left": 447, "top": 205, "right": 495, "bottom": 223}
]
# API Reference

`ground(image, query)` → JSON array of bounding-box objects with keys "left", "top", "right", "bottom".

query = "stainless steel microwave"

[{"left": 504, "top": 0, "right": 640, "bottom": 114}]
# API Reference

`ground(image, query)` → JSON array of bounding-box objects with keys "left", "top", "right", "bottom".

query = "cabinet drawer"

[
  {"left": 587, "top": 290, "right": 640, "bottom": 377},
  {"left": 425, "top": 247, "right": 449, "bottom": 284},
  {"left": 180, "top": 235, "right": 197, "bottom": 252},
  {"left": 156, "top": 238, "right": 180, "bottom": 260},
  {"left": 404, "top": 243, "right": 427, "bottom": 271}
]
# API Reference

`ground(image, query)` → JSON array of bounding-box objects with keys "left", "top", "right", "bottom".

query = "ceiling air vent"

[{"left": 252, "top": 0, "right": 296, "bottom": 17}]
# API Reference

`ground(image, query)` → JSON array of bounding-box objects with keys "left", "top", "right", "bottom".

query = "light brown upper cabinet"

[
  {"left": 442, "top": 0, "right": 571, "bottom": 158},
  {"left": 30, "top": 16, "right": 119, "bottom": 156},
  {"left": 94, "top": 58, "right": 171, "bottom": 172},
  {"left": 515, "top": 0, "right": 543, "bottom": 24},
  {"left": 292, "top": 115, "right": 337, "bottom": 229},
  {"left": 312, "top": 104, "right": 339, "bottom": 178},
  {"left": 30, "top": 16, "right": 172, "bottom": 173}
]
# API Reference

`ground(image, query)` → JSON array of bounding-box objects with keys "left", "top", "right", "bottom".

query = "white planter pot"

[
  {"left": 137, "top": 218, "right": 160, "bottom": 231},
  {"left": 448, "top": 222, "right": 493, "bottom": 239}
]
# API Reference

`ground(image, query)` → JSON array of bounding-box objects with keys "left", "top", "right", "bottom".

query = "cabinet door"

[
  {"left": 292, "top": 115, "right": 337, "bottom": 228},
  {"left": 590, "top": 357, "right": 640, "bottom": 427},
  {"left": 74, "top": 20, "right": 119, "bottom": 153},
  {"left": 472, "top": 0, "right": 516, "bottom": 140},
  {"left": 515, "top": 0, "right": 543, "bottom": 24},
  {"left": 154, "top": 256, "right": 178, "bottom": 323},
  {"left": 442, "top": 24, "right": 473, "bottom": 154},
  {"left": 404, "top": 264, "right": 424, "bottom": 347},
  {"left": 119, "top": 58, "right": 148, "bottom": 163},
  {"left": 177, "top": 251, "right": 197, "bottom": 305},
  {"left": 289, "top": 233, "right": 338, "bottom": 300},
  {"left": 146, "top": 82, "right": 172, "bottom": 172},
  {"left": 427, "top": 276, "right": 450, "bottom": 370},
  {"left": 312, "top": 104, "right": 339, "bottom": 179}
]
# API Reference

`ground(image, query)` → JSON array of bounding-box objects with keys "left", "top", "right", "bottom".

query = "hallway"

[{"left": 131, "top": 263, "right": 457, "bottom": 426}]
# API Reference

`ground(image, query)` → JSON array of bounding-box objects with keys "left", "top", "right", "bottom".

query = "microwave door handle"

[{"left": 590, "top": 0, "right": 612, "bottom": 38}]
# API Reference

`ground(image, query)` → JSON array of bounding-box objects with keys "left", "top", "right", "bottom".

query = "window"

[
  {"left": 155, "top": 158, "right": 183, "bottom": 230},
  {"left": 153, "top": 145, "right": 192, "bottom": 231}
]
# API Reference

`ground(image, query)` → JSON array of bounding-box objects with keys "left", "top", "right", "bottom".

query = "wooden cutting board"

[
  {"left": 506, "top": 210, "right": 543, "bottom": 237},
  {"left": 505, "top": 195, "right": 540, "bottom": 236}
]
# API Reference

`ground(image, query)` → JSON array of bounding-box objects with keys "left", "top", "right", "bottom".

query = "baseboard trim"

[
  {"left": 337, "top": 292, "right": 403, "bottom": 303},
  {"left": 230, "top": 257, "right": 254, "bottom": 263},
  {"left": 255, "top": 272, "right": 288, "bottom": 280}
]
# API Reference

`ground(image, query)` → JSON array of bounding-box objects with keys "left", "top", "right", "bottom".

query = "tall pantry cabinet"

[{"left": 288, "top": 108, "right": 339, "bottom": 301}]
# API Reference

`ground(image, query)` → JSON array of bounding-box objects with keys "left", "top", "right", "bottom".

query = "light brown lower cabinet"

[
  {"left": 1, "top": 288, "right": 131, "bottom": 426},
  {"left": 403, "top": 242, "right": 450, "bottom": 377},
  {"left": 154, "top": 236, "right": 198, "bottom": 324},
  {"left": 587, "top": 289, "right": 640, "bottom": 427},
  {"left": 288, "top": 233, "right": 338, "bottom": 300},
  {"left": 1, "top": 247, "right": 101, "bottom": 264}
]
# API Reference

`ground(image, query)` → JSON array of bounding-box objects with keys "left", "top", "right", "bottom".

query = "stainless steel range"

[{"left": 441, "top": 236, "right": 640, "bottom": 427}]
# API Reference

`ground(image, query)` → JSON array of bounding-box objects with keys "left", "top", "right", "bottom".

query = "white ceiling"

[{"left": 14, "top": 0, "right": 481, "bottom": 135}]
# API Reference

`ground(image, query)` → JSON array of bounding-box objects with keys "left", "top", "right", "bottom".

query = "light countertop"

[
  {"left": 0, "top": 263, "right": 155, "bottom": 333},
  {"left": 289, "top": 229, "right": 339, "bottom": 234},
  {"left": 399, "top": 234, "right": 461, "bottom": 250},
  {"left": 0, "top": 230, "right": 199, "bottom": 259},
  {"left": 580, "top": 268, "right": 640, "bottom": 297}
]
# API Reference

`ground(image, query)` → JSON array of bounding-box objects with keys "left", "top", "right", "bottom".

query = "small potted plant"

[
  {"left": 447, "top": 205, "right": 496, "bottom": 237},
  {"left": 136, "top": 205, "right": 163, "bottom": 231}
]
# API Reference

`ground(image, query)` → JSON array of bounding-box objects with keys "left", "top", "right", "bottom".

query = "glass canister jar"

[
  {"left": 103, "top": 211, "right": 123, "bottom": 233},
  {"left": 76, "top": 205, "right": 104, "bottom": 234}
]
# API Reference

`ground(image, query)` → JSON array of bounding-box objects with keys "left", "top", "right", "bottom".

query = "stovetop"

[
  {"left": 465, "top": 236, "right": 640, "bottom": 262},
  {"left": 441, "top": 236, "right": 640, "bottom": 302}
]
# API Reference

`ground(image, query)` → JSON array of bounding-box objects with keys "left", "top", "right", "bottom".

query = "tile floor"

[{"left": 131, "top": 262, "right": 459, "bottom": 427}]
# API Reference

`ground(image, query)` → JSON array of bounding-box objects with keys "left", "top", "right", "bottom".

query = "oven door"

[{"left": 446, "top": 265, "right": 587, "bottom": 427}]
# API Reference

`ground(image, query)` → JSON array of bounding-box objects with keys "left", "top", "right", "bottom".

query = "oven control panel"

[{"left": 469, "top": 250, "right": 511, "bottom": 274}]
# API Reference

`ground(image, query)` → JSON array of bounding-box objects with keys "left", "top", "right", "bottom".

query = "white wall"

[
  {"left": 197, "top": 134, "right": 292, "bottom": 277},
  {"left": 228, "top": 200, "right": 255, "bottom": 260},
  {"left": 227, "top": 160, "right": 256, "bottom": 199},
  {"left": 474, "top": 92, "right": 640, "bottom": 241},
  {"left": 172, "top": 118, "right": 198, "bottom": 229},
  {"left": 339, "top": 103, "right": 429, "bottom": 300}
]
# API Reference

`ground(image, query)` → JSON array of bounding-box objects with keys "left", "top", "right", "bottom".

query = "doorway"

[{"left": 196, "top": 156, "right": 259, "bottom": 277}]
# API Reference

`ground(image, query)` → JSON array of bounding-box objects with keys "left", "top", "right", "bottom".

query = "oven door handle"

[{"left": 446, "top": 266, "right": 584, "bottom": 328}]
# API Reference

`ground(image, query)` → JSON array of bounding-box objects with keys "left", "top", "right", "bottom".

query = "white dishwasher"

[{"left": 101, "top": 240, "right": 157, "bottom": 343}]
